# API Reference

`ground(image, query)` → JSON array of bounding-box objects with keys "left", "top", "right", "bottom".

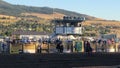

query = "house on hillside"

[{"left": 11, "top": 30, "right": 51, "bottom": 41}]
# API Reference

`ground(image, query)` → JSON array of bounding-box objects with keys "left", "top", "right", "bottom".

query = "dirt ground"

[{"left": 73, "top": 65, "right": 120, "bottom": 68}]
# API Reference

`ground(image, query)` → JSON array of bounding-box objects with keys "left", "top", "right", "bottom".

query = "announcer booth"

[
  {"left": 53, "top": 16, "right": 85, "bottom": 35},
  {"left": 52, "top": 16, "right": 85, "bottom": 52}
]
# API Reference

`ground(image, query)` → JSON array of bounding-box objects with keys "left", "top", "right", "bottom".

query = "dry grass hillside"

[
  {"left": 1, "top": 12, "right": 120, "bottom": 37},
  {"left": 83, "top": 20, "right": 120, "bottom": 26},
  {"left": 21, "top": 12, "right": 65, "bottom": 20},
  {"left": 0, "top": 14, "right": 20, "bottom": 25},
  {"left": 83, "top": 20, "right": 120, "bottom": 37}
]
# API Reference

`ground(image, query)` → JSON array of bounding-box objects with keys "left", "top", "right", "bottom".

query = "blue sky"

[{"left": 3, "top": 0, "right": 120, "bottom": 21}]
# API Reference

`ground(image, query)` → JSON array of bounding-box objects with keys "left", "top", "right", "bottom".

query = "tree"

[{"left": 5, "top": 31, "right": 12, "bottom": 36}]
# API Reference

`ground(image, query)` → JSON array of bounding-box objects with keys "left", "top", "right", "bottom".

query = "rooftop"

[
  {"left": 12, "top": 30, "right": 50, "bottom": 35},
  {"left": 52, "top": 16, "right": 85, "bottom": 23}
]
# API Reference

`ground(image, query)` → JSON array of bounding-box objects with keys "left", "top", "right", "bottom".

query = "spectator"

[
  {"left": 86, "top": 41, "right": 92, "bottom": 53},
  {"left": 59, "top": 44, "right": 64, "bottom": 53},
  {"left": 56, "top": 43, "right": 61, "bottom": 53},
  {"left": 37, "top": 44, "right": 42, "bottom": 53}
]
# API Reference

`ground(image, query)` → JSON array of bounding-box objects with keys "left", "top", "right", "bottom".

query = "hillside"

[
  {"left": 0, "top": 0, "right": 101, "bottom": 20},
  {"left": 0, "top": 0, "right": 120, "bottom": 37}
]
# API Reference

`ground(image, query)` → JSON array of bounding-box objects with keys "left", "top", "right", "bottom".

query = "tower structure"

[{"left": 52, "top": 16, "right": 85, "bottom": 39}]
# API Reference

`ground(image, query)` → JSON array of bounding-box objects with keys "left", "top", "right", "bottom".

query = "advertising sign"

[
  {"left": 10, "top": 44, "right": 22, "bottom": 54},
  {"left": 23, "top": 43, "right": 36, "bottom": 53},
  {"left": 74, "top": 41, "right": 84, "bottom": 52}
]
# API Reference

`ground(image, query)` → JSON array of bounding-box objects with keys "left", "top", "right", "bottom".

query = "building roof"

[
  {"left": 12, "top": 30, "right": 50, "bottom": 35},
  {"left": 53, "top": 19, "right": 83, "bottom": 23},
  {"left": 52, "top": 16, "right": 85, "bottom": 23}
]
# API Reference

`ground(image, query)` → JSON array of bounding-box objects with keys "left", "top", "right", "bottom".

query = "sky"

[{"left": 3, "top": 0, "right": 120, "bottom": 21}]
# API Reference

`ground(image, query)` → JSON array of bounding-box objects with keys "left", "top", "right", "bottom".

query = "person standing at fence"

[
  {"left": 66, "top": 40, "right": 73, "bottom": 52},
  {"left": 56, "top": 42, "right": 61, "bottom": 53},
  {"left": 84, "top": 41, "right": 87, "bottom": 52},
  {"left": 1, "top": 43, "right": 6, "bottom": 53},
  {"left": 59, "top": 43, "right": 64, "bottom": 53},
  {"left": 101, "top": 40, "right": 107, "bottom": 52},
  {"left": 118, "top": 42, "right": 120, "bottom": 52},
  {"left": 74, "top": 42, "right": 78, "bottom": 52},
  {"left": 37, "top": 44, "right": 42, "bottom": 53},
  {"left": 86, "top": 41, "right": 92, "bottom": 53}
]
